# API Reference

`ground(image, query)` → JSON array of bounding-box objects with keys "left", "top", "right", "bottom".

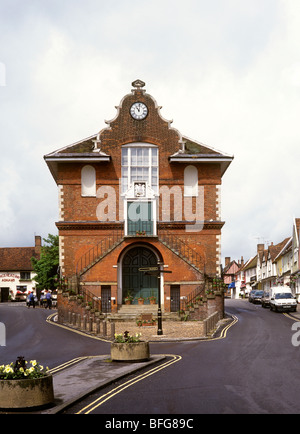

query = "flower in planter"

[
  {"left": 0, "top": 357, "right": 49, "bottom": 380},
  {"left": 148, "top": 295, "right": 157, "bottom": 303},
  {"left": 114, "top": 331, "right": 142, "bottom": 343},
  {"left": 135, "top": 296, "right": 145, "bottom": 305}
]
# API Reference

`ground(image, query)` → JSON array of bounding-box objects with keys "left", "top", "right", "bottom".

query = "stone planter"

[
  {"left": 111, "top": 342, "right": 150, "bottom": 362},
  {"left": 0, "top": 375, "right": 54, "bottom": 410}
]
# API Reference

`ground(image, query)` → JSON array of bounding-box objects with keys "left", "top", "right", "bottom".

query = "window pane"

[
  {"left": 131, "top": 149, "right": 137, "bottom": 166},
  {"left": 122, "top": 149, "right": 128, "bottom": 166},
  {"left": 137, "top": 148, "right": 143, "bottom": 166},
  {"left": 143, "top": 148, "right": 149, "bottom": 166},
  {"left": 152, "top": 148, "right": 158, "bottom": 166}
]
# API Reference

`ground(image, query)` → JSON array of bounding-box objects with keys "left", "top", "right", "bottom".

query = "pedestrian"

[
  {"left": 45, "top": 290, "right": 52, "bottom": 309},
  {"left": 27, "top": 291, "right": 35, "bottom": 309}
]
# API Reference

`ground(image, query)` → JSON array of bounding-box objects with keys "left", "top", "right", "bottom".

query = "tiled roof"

[
  {"left": 269, "top": 238, "right": 290, "bottom": 262},
  {"left": 0, "top": 247, "right": 39, "bottom": 271}
]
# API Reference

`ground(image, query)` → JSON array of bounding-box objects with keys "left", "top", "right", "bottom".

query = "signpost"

[{"left": 138, "top": 266, "right": 172, "bottom": 336}]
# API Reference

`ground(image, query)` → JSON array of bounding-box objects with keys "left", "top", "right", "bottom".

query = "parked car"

[
  {"left": 248, "top": 290, "right": 257, "bottom": 302},
  {"left": 15, "top": 290, "right": 28, "bottom": 302},
  {"left": 269, "top": 286, "right": 297, "bottom": 312},
  {"left": 249, "top": 290, "right": 264, "bottom": 304},
  {"left": 261, "top": 290, "right": 271, "bottom": 308}
]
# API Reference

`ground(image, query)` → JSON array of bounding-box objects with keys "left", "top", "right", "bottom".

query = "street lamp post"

[
  {"left": 156, "top": 268, "right": 163, "bottom": 336},
  {"left": 139, "top": 263, "right": 172, "bottom": 336}
]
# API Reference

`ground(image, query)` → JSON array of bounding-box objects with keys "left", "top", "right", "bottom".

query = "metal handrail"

[
  {"left": 79, "top": 286, "right": 102, "bottom": 312},
  {"left": 158, "top": 229, "right": 205, "bottom": 273},
  {"left": 76, "top": 228, "right": 124, "bottom": 276}
]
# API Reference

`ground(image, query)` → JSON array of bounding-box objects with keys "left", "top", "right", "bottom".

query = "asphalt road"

[
  {"left": 1, "top": 300, "right": 300, "bottom": 414},
  {"left": 66, "top": 299, "right": 300, "bottom": 414},
  {"left": 0, "top": 304, "right": 110, "bottom": 368}
]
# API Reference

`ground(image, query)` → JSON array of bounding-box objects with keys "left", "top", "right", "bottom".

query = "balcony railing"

[{"left": 127, "top": 220, "right": 154, "bottom": 236}]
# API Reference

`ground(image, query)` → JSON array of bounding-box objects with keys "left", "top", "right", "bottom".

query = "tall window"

[
  {"left": 122, "top": 145, "right": 158, "bottom": 194},
  {"left": 81, "top": 165, "right": 96, "bottom": 197}
]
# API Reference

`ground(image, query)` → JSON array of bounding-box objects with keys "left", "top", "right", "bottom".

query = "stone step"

[{"left": 106, "top": 306, "right": 180, "bottom": 322}]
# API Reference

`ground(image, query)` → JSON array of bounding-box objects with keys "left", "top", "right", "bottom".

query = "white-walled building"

[{"left": 0, "top": 236, "right": 41, "bottom": 302}]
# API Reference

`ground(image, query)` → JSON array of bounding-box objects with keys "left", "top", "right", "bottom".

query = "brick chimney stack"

[
  {"left": 35, "top": 236, "right": 42, "bottom": 258},
  {"left": 225, "top": 257, "right": 231, "bottom": 267},
  {"left": 257, "top": 244, "right": 265, "bottom": 253}
]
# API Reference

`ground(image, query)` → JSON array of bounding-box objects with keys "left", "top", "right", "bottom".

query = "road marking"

[
  {"left": 48, "top": 356, "right": 97, "bottom": 374},
  {"left": 76, "top": 354, "right": 182, "bottom": 414},
  {"left": 283, "top": 312, "right": 299, "bottom": 321}
]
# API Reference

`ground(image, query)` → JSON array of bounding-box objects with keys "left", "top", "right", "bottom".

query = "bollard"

[
  {"left": 83, "top": 315, "right": 87, "bottom": 331},
  {"left": 111, "top": 322, "right": 115, "bottom": 340},
  {"left": 77, "top": 314, "right": 81, "bottom": 329},
  {"left": 68, "top": 312, "right": 72, "bottom": 324},
  {"left": 72, "top": 313, "right": 76, "bottom": 326},
  {"left": 103, "top": 320, "right": 107, "bottom": 337},
  {"left": 96, "top": 318, "right": 100, "bottom": 335},
  {"left": 89, "top": 317, "right": 93, "bottom": 332}
]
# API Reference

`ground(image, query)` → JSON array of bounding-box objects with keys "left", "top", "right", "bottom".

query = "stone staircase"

[{"left": 107, "top": 304, "right": 180, "bottom": 322}]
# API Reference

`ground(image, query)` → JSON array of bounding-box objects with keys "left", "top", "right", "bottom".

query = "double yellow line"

[
  {"left": 48, "top": 356, "right": 97, "bottom": 375},
  {"left": 75, "top": 354, "right": 182, "bottom": 414},
  {"left": 45, "top": 312, "right": 238, "bottom": 414},
  {"left": 74, "top": 315, "right": 238, "bottom": 414}
]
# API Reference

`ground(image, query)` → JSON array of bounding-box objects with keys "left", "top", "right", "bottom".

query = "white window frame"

[{"left": 121, "top": 143, "right": 159, "bottom": 196}]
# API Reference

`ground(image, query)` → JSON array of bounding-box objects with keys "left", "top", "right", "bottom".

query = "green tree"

[{"left": 31, "top": 234, "right": 59, "bottom": 290}]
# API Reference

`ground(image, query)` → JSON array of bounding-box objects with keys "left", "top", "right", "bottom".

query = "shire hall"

[{"left": 44, "top": 80, "right": 233, "bottom": 322}]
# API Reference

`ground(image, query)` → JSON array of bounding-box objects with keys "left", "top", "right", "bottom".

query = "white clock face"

[{"left": 130, "top": 102, "right": 148, "bottom": 120}]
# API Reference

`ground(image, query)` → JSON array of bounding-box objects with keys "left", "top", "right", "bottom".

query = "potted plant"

[
  {"left": 137, "top": 296, "right": 145, "bottom": 305},
  {"left": 124, "top": 292, "right": 134, "bottom": 305},
  {"left": 111, "top": 331, "right": 150, "bottom": 362},
  {"left": 148, "top": 295, "right": 157, "bottom": 305},
  {"left": 0, "top": 357, "right": 54, "bottom": 410}
]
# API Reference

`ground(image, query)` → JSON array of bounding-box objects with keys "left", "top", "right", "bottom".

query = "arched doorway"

[{"left": 122, "top": 246, "right": 158, "bottom": 304}]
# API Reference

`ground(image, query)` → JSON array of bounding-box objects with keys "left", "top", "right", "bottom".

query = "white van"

[{"left": 269, "top": 286, "right": 297, "bottom": 312}]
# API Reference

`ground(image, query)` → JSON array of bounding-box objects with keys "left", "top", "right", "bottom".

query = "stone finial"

[{"left": 132, "top": 79, "right": 145, "bottom": 89}]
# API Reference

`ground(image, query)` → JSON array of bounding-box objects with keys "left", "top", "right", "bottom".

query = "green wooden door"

[{"left": 122, "top": 247, "right": 158, "bottom": 304}]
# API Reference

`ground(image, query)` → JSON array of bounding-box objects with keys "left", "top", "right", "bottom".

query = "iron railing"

[
  {"left": 158, "top": 229, "right": 205, "bottom": 273},
  {"left": 79, "top": 286, "right": 102, "bottom": 312},
  {"left": 76, "top": 229, "right": 124, "bottom": 276}
]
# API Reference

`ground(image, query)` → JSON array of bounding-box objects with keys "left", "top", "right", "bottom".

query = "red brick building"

[{"left": 45, "top": 80, "right": 233, "bottom": 314}]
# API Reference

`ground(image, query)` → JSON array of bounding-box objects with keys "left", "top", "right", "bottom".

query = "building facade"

[
  {"left": 45, "top": 80, "right": 233, "bottom": 314},
  {"left": 0, "top": 236, "right": 41, "bottom": 302}
]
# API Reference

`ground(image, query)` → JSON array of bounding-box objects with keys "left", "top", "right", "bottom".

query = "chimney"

[
  {"left": 241, "top": 256, "right": 244, "bottom": 266},
  {"left": 35, "top": 236, "right": 42, "bottom": 257},
  {"left": 257, "top": 244, "right": 265, "bottom": 254},
  {"left": 225, "top": 257, "right": 231, "bottom": 267}
]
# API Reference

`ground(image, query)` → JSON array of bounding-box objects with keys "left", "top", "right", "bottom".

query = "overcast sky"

[{"left": 0, "top": 0, "right": 300, "bottom": 265}]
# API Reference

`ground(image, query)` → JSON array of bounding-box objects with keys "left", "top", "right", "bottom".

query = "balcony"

[{"left": 126, "top": 220, "right": 155, "bottom": 237}]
